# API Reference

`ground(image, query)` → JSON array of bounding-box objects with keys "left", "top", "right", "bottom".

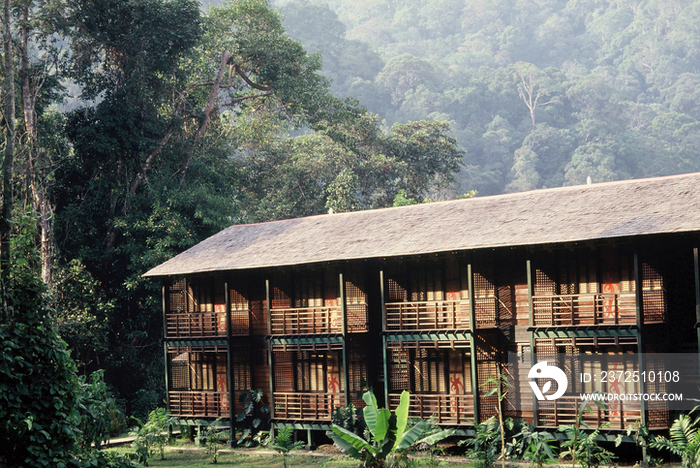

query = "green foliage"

[
  {"left": 329, "top": 391, "right": 454, "bottom": 468},
  {"left": 332, "top": 402, "right": 364, "bottom": 435},
  {"left": 53, "top": 260, "right": 116, "bottom": 370},
  {"left": 392, "top": 190, "right": 418, "bottom": 207},
  {"left": 131, "top": 408, "right": 175, "bottom": 465},
  {"left": 269, "top": 427, "right": 305, "bottom": 468},
  {"left": 197, "top": 418, "right": 230, "bottom": 464},
  {"left": 650, "top": 408, "right": 700, "bottom": 468},
  {"left": 235, "top": 389, "right": 271, "bottom": 446},
  {"left": 519, "top": 425, "right": 557, "bottom": 468},
  {"left": 459, "top": 417, "right": 500, "bottom": 468},
  {"left": 558, "top": 399, "right": 615, "bottom": 468},
  {"left": 0, "top": 212, "right": 80, "bottom": 468},
  {"left": 77, "top": 370, "right": 126, "bottom": 450},
  {"left": 0, "top": 210, "right": 134, "bottom": 467},
  {"left": 280, "top": 0, "right": 700, "bottom": 197}
]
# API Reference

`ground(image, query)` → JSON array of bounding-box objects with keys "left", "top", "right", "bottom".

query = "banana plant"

[{"left": 328, "top": 390, "right": 454, "bottom": 468}]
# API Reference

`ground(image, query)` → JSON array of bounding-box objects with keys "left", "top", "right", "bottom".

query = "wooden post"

[
  {"left": 225, "top": 279, "right": 235, "bottom": 444},
  {"left": 380, "top": 269, "right": 390, "bottom": 407},
  {"left": 634, "top": 249, "right": 647, "bottom": 461},
  {"left": 527, "top": 259, "right": 537, "bottom": 426},
  {"left": 266, "top": 279, "right": 275, "bottom": 419},
  {"left": 468, "top": 263, "right": 479, "bottom": 424},
  {"left": 340, "top": 272, "right": 349, "bottom": 407},
  {"left": 162, "top": 283, "right": 170, "bottom": 411}
]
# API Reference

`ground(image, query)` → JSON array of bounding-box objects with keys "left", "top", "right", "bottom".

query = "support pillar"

[
  {"left": 340, "top": 272, "right": 349, "bottom": 407},
  {"left": 380, "top": 269, "right": 389, "bottom": 407},
  {"left": 468, "top": 263, "right": 479, "bottom": 424},
  {"left": 527, "top": 259, "right": 537, "bottom": 426},
  {"left": 266, "top": 279, "right": 275, "bottom": 421},
  {"left": 225, "top": 280, "right": 235, "bottom": 444},
  {"left": 634, "top": 249, "right": 647, "bottom": 462}
]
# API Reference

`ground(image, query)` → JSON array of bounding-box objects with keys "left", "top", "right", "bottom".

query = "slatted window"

[
  {"left": 169, "top": 279, "right": 188, "bottom": 313},
  {"left": 389, "top": 349, "right": 410, "bottom": 392},
  {"left": 230, "top": 348, "right": 251, "bottom": 390},
  {"left": 171, "top": 352, "right": 190, "bottom": 390},
  {"left": 346, "top": 278, "right": 368, "bottom": 332},
  {"left": 387, "top": 278, "right": 408, "bottom": 302},
  {"left": 460, "top": 266, "right": 470, "bottom": 300},
  {"left": 230, "top": 288, "right": 250, "bottom": 334},
  {"left": 535, "top": 268, "right": 556, "bottom": 295},
  {"left": 410, "top": 269, "right": 443, "bottom": 301},
  {"left": 620, "top": 255, "right": 635, "bottom": 292},
  {"left": 273, "top": 351, "right": 294, "bottom": 392},
  {"left": 169, "top": 351, "right": 221, "bottom": 391},
  {"left": 294, "top": 277, "right": 323, "bottom": 307},
  {"left": 296, "top": 352, "right": 326, "bottom": 392},
  {"left": 559, "top": 256, "right": 598, "bottom": 294},
  {"left": 413, "top": 348, "right": 446, "bottom": 393}
]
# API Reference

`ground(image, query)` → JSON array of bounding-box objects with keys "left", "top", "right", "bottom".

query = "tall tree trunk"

[
  {"left": 20, "top": 7, "right": 53, "bottom": 286},
  {"left": 2, "top": 0, "right": 16, "bottom": 316}
]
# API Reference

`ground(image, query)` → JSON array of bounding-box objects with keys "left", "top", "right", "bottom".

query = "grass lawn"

[{"left": 106, "top": 445, "right": 468, "bottom": 468}]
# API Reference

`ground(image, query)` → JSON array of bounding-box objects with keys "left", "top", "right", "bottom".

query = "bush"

[{"left": 0, "top": 281, "right": 83, "bottom": 467}]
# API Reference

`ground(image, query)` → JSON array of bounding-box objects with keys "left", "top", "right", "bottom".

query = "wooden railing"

[
  {"left": 388, "top": 393, "right": 475, "bottom": 425},
  {"left": 532, "top": 293, "right": 637, "bottom": 326},
  {"left": 385, "top": 300, "right": 469, "bottom": 331},
  {"left": 166, "top": 311, "right": 251, "bottom": 337},
  {"left": 169, "top": 391, "right": 230, "bottom": 417},
  {"left": 166, "top": 312, "right": 227, "bottom": 338},
  {"left": 536, "top": 396, "right": 641, "bottom": 429},
  {"left": 272, "top": 392, "right": 345, "bottom": 420},
  {"left": 270, "top": 306, "right": 342, "bottom": 335}
]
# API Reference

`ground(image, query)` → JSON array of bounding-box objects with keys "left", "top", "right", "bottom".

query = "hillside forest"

[
  {"left": 277, "top": 0, "right": 700, "bottom": 194},
  {"left": 1, "top": 0, "right": 700, "bottom": 465}
]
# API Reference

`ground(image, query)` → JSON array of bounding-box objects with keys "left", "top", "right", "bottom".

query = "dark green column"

[
  {"left": 468, "top": 263, "right": 479, "bottom": 424},
  {"left": 380, "top": 269, "right": 389, "bottom": 406}
]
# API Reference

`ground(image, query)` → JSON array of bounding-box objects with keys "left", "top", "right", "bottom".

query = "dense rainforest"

[
  {"left": 276, "top": 0, "right": 700, "bottom": 195},
  {"left": 1, "top": 0, "right": 700, "bottom": 465}
]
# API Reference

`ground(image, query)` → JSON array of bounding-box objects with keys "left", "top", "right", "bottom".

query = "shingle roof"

[{"left": 144, "top": 172, "right": 700, "bottom": 277}]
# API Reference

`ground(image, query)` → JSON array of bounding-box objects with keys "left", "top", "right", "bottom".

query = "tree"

[
  {"left": 55, "top": 0, "right": 341, "bottom": 408},
  {"left": 513, "top": 62, "right": 562, "bottom": 127},
  {"left": 1, "top": 0, "right": 16, "bottom": 299},
  {"left": 505, "top": 146, "right": 540, "bottom": 193}
]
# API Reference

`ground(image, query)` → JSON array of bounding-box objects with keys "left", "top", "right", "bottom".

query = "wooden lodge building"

[{"left": 144, "top": 172, "right": 700, "bottom": 438}]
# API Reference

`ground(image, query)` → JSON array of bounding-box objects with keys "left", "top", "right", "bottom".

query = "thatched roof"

[{"left": 144, "top": 172, "right": 700, "bottom": 277}]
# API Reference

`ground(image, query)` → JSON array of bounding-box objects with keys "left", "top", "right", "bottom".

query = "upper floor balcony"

[
  {"left": 384, "top": 298, "right": 498, "bottom": 332},
  {"left": 165, "top": 309, "right": 251, "bottom": 338},
  {"left": 532, "top": 293, "right": 638, "bottom": 327},
  {"left": 270, "top": 306, "right": 343, "bottom": 335}
]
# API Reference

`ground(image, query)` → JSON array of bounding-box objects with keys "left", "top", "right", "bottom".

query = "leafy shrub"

[
  {"left": 235, "top": 389, "right": 270, "bottom": 446},
  {"left": 650, "top": 408, "right": 700, "bottom": 468},
  {"left": 197, "top": 418, "right": 230, "bottom": 464},
  {"left": 131, "top": 408, "right": 175, "bottom": 465},
  {"left": 0, "top": 276, "right": 83, "bottom": 467},
  {"left": 269, "top": 427, "right": 305, "bottom": 468}
]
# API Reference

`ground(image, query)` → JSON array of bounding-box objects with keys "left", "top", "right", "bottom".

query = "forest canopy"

[{"left": 276, "top": 0, "right": 700, "bottom": 195}]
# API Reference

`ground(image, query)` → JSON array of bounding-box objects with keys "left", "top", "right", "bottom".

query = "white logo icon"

[{"left": 528, "top": 361, "right": 568, "bottom": 401}]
